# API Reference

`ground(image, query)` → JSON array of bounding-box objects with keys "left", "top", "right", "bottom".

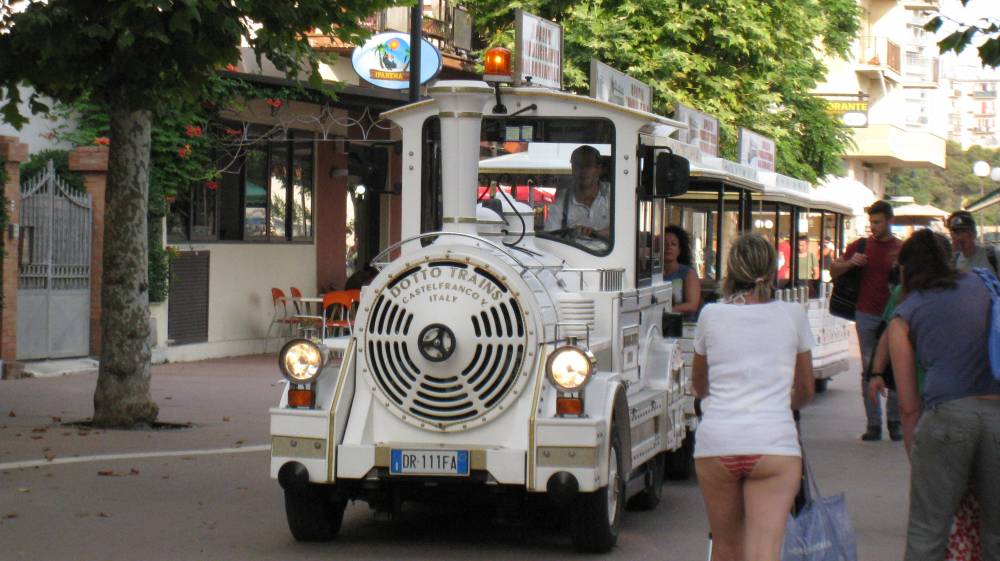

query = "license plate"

[{"left": 390, "top": 449, "right": 469, "bottom": 476}]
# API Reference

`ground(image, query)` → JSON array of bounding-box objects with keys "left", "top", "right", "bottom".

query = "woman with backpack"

[{"left": 886, "top": 229, "right": 1000, "bottom": 561}]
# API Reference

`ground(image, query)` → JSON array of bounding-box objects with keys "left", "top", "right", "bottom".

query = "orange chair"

[
  {"left": 319, "top": 290, "right": 358, "bottom": 340},
  {"left": 289, "top": 286, "right": 305, "bottom": 315},
  {"left": 344, "top": 288, "right": 362, "bottom": 317},
  {"left": 266, "top": 288, "right": 299, "bottom": 340}
]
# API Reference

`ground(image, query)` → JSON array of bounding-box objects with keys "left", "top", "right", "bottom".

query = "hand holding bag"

[
  {"left": 781, "top": 453, "right": 858, "bottom": 561},
  {"left": 829, "top": 239, "right": 866, "bottom": 321}
]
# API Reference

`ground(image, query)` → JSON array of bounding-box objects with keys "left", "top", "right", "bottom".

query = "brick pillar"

[
  {"left": 69, "top": 146, "right": 109, "bottom": 355},
  {"left": 0, "top": 136, "right": 27, "bottom": 378},
  {"left": 316, "top": 139, "right": 348, "bottom": 292}
]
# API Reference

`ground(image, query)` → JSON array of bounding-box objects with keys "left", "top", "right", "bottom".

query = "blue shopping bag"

[{"left": 781, "top": 455, "right": 858, "bottom": 561}]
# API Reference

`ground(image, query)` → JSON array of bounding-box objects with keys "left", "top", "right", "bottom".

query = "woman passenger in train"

[
  {"left": 691, "top": 233, "right": 815, "bottom": 561},
  {"left": 663, "top": 225, "right": 701, "bottom": 320}
]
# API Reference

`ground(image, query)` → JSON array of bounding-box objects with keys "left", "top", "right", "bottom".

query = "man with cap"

[{"left": 948, "top": 210, "right": 1000, "bottom": 276}]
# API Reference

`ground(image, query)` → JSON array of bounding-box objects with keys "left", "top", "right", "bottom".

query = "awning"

[
  {"left": 966, "top": 186, "right": 1000, "bottom": 213},
  {"left": 892, "top": 203, "right": 950, "bottom": 218},
  {"left": 814, "top": 176, "right": 876, "bottom": 216}
]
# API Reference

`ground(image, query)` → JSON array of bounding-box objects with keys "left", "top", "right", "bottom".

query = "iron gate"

[{"left": 16, "top": 160, "right": 92, "bottom": 360}]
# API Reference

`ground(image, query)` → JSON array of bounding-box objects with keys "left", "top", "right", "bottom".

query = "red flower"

[
  {"left": 224, "top": 128, "right": 241, "bottom": 137},
  {"left": 178, "top": 144, "right": 192, "bottom": 159},
  {"left": 225, "top": 63, "right": 238, "bottom": 72},
  {"left": 265, "top": 98, "right": 284, "bottom": 109},
  {"left": 184, "top": 125, "right": 202, "bottom": 138},
  {"left": 205, "top": 180, "right": 219, "bottom": 191},
  {"left": 93, "top": 137, "right": 110, "bottom": 146}
]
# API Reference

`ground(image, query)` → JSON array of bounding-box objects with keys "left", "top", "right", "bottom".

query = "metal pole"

[{"left": 409, "top": 3, "right": 422, "bottom": 102}]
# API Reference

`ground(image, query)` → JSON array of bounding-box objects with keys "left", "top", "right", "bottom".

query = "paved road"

[{"left": 0, "top": 351, "right": 908, "bottom": 561}]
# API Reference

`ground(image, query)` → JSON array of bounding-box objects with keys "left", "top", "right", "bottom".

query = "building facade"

[
  {"left": 943, "top": 63, "right": 1000, "bottom": 149},
  {"left": 814, "top": 0, "right": 947, "bottom": 200}
]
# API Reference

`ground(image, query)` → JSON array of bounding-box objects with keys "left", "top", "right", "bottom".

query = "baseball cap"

[{"left": 947, "top": 211, "right": 976, "bottom": 232}]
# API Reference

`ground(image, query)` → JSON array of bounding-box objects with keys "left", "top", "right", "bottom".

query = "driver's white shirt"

[{"left": 544, "top": 182, "right": 611, "bottom": 232}]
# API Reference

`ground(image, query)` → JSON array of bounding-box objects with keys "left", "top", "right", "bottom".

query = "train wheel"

[
  {"left": 284, "top": 485, "right": 346, "bottom": 541},
  {"left": 626, "top": 453, "right": 664, "bottom": 511},
  {"left": 815, "top": 378, "right": 829, "bottom": 393},
  {"left": 571, "top": 423, "right": 624, "bottom": 553},
  {"left": 665, "top": 430, "right": 695, "bottom": 480}
]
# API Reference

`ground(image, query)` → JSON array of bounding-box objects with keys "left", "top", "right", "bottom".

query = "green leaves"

[{"left": 466, "top": 0, "right": 858, "bottom": 181}]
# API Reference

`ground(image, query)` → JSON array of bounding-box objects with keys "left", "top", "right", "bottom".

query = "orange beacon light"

[{"left": 483, "top": 47, "right": 512, "bottom": 83}]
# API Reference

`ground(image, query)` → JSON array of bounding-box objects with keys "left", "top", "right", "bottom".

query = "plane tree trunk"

[{"left": 92, "top": 102, "right": 159, "bottom": 428}]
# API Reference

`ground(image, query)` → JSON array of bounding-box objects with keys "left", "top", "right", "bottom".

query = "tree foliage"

[
  {"left": 0, "top": 0, "right": 399, "bottom": 427},
  {"left": 925, "top": 0, "right": 1000, "bottom": 68},
  {"left": 466, "top": 0, "right": 860, "bottom": 182},
  {"left": 887, "top": 141, "right": 1000, "bottom": 225}
]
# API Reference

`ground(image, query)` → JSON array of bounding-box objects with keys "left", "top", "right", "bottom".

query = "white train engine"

[{"left": 270, "top": 81, "right": 695, "bottom": 552}]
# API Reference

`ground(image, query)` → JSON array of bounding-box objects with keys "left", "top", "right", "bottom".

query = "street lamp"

[{"left": 973, "top": 160, "right": 998, "bottom": 241}]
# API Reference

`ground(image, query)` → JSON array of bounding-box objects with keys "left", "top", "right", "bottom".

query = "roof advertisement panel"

[
  {"left": 514, "top": 10, "right": 563, "bottom": 89},
  {"left": 589, "top": 59, "right": 652, "bottom": 113},
  {"left": 673, "top": 103, "right": 720, "bottom": 157},
  {"left": 738, "top": 128, "right": 776, "bottom": 173}
]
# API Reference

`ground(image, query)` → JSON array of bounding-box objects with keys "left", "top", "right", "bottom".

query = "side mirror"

[
  {"left": 654, "top": 150, "right": 689, "bottom": 197},
  {"left": 639, "top": 147, "right": 690, "bottom": 199}
]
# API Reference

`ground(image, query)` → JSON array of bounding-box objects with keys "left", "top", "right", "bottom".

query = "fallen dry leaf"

[
  {"left": 234, "top": 440, "right": 244, "bottom": 446},
  {"left": 45, "top": 454, "right": 56, "bottom": 462},
  {"left": 222, "top": 416, "right": 231, "bottom": 422},
  {"left": 30, "top": 436, "right": 43, "bottom": 440},
  {"left": 31, "top": 427, "right": 47, "bottom": 433},
  {"left": 129, "top": 468, "right": 140, "bottom": 476},
  {"left": 97, "top": 470, "right": 122, "bottom": 477},
  {"left": 50, "top": 416, "right": 61, "bottom": 423},
  {"left": 98, "top": 512, "right": 111, "bottom": 518},
  {"left": 17, "top": 488, "right": 29, "bottom": 493},
  {"left": 7, "top": 411, "right": 14, "bottom": 418},
  {"left": 3, "top": 513, "right": 17, "bottom": 519},
  {"left": 77, "top": 432, "right": 88, "bottom": 437}
]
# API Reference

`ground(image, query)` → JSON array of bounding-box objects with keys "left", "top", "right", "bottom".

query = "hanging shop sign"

[
  {"left": 673, "top": 103, "right": 720, "bottom": 157},
  {"left": 514, "top": 10, "right": 563, "bottom": 89},
  {"left": 825, "top": 99, "right": 869, "bottom": 128},
  {"left": 738, "top": 128, "right": 776, "bottom": 172},
  {"left": 589, "top": 60, "right": 652, "bottom": 113},
  {"left": 351, "top": 32, "right": 442, "bottom": 90},
  {"left": 453, "top": 7, "right": 473, "bottom": 52}
]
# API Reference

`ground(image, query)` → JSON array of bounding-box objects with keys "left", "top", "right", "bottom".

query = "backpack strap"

[
  {"left": 989, "top": 248, "right": 998, "bottom": 277},
  {"left": 973, "top": 267, "right": 1000, "bottom": 298}
]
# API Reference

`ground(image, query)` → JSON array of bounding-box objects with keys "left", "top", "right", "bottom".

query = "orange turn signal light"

[
  {"left": 556, "top": 397, "right": 583, "bottom": 416},
  {"left": 287, "top": 388, "right": 315, "bottom": 408},
  {"left": 483, "top": 47, "right": 512, "bottom": 83}
]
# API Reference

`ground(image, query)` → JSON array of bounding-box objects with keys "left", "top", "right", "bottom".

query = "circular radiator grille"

[{"left": 361, "top": 258, "right": 532, "bottom": 431}]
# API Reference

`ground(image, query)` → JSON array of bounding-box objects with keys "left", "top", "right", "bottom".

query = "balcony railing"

[
  {"left": 974, "top": 90, "right": 998, "bottom": 100},
  {"left": 904, "top": 54, "right": 939, "bottom": 84},
  {"left": 858, "top": 36, "right": 901, "bottom": 75}
]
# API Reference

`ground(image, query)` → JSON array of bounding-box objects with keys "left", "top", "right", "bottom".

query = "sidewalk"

[{"left": 0, "top": 355, "right": 281, "bottom": 468}]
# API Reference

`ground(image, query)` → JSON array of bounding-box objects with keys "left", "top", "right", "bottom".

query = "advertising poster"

[
  {"left": 673, "top": 103, "right": 720, "bottom": 157},
  {"left": 738, "top": 128, "right": 776, "bottom": 172},
  {"left": 514, "top": 10, "right": 562, "bottom": 89},
  {"left": 589, "top": 59, "right": 652, "bottom": 113}
]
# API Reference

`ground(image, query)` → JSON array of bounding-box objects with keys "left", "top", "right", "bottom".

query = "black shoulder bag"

[{"left": 829, "top": 238, "right": 867, "bottom": 320}]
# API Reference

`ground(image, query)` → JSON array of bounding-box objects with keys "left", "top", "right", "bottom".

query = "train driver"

[{"left": 544, "top": 145, "right": 611, "bottom": 243}]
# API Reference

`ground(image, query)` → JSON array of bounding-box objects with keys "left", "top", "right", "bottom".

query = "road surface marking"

[{"left": 0, "top": 444, "right": 270, "bottom": 471}]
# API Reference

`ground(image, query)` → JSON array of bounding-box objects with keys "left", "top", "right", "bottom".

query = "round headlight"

[
  {"left": 279, "top": 339, "right": 326, "bottom": 383},
  {"left": 546, "top": 345, "right": 595, "bottom": 391}
]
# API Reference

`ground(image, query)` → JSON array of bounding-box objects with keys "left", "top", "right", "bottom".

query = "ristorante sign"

[{"left": 351, "top": 32, "right": 442, "bottom": 90}]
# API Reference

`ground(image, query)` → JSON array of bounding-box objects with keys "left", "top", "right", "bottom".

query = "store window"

[{"left": 167, "top": 126, "right": 314, "bottom": 243}]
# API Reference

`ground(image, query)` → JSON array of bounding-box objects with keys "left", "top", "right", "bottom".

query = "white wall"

[{"left": 162, "top": 243, "right": 317, "bottom": 362}]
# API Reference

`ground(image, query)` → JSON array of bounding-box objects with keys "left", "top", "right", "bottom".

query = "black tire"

[
  {"left": 284, "top": 485, "right": 347, "bottom": 542},
  {"left": 570, "top": 424, "right": 624, "bottom": 553},
  {"left": 626, "top": 453, "right": 664, "bottom": 511},
  {"left": 664, "top": 430, "right": 695, "bottom": 480},
  {"left": 815, "top": 378, "right": 829, "bottom": 394}
]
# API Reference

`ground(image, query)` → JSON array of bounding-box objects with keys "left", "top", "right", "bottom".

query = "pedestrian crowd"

[{"left": 668, "top": 202, "right": 1000, "bottom": 561}]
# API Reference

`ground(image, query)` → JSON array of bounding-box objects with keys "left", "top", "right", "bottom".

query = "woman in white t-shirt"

[{"left": 692, "top": 233, "right": 816, "bottom": 561}]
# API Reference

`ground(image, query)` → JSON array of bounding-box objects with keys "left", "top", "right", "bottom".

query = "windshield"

[{"left": 477, "top": 117, "right": 615, "bottom": 254}]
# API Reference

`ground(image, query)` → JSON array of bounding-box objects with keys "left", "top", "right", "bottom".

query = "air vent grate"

[{"left": 362, "top": 258, "right": 531, "bottom": 430}]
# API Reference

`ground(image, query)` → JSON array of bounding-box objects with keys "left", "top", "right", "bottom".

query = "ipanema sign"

[{"left": 351, "top": 32, "right": 442, "bottom": 90}]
